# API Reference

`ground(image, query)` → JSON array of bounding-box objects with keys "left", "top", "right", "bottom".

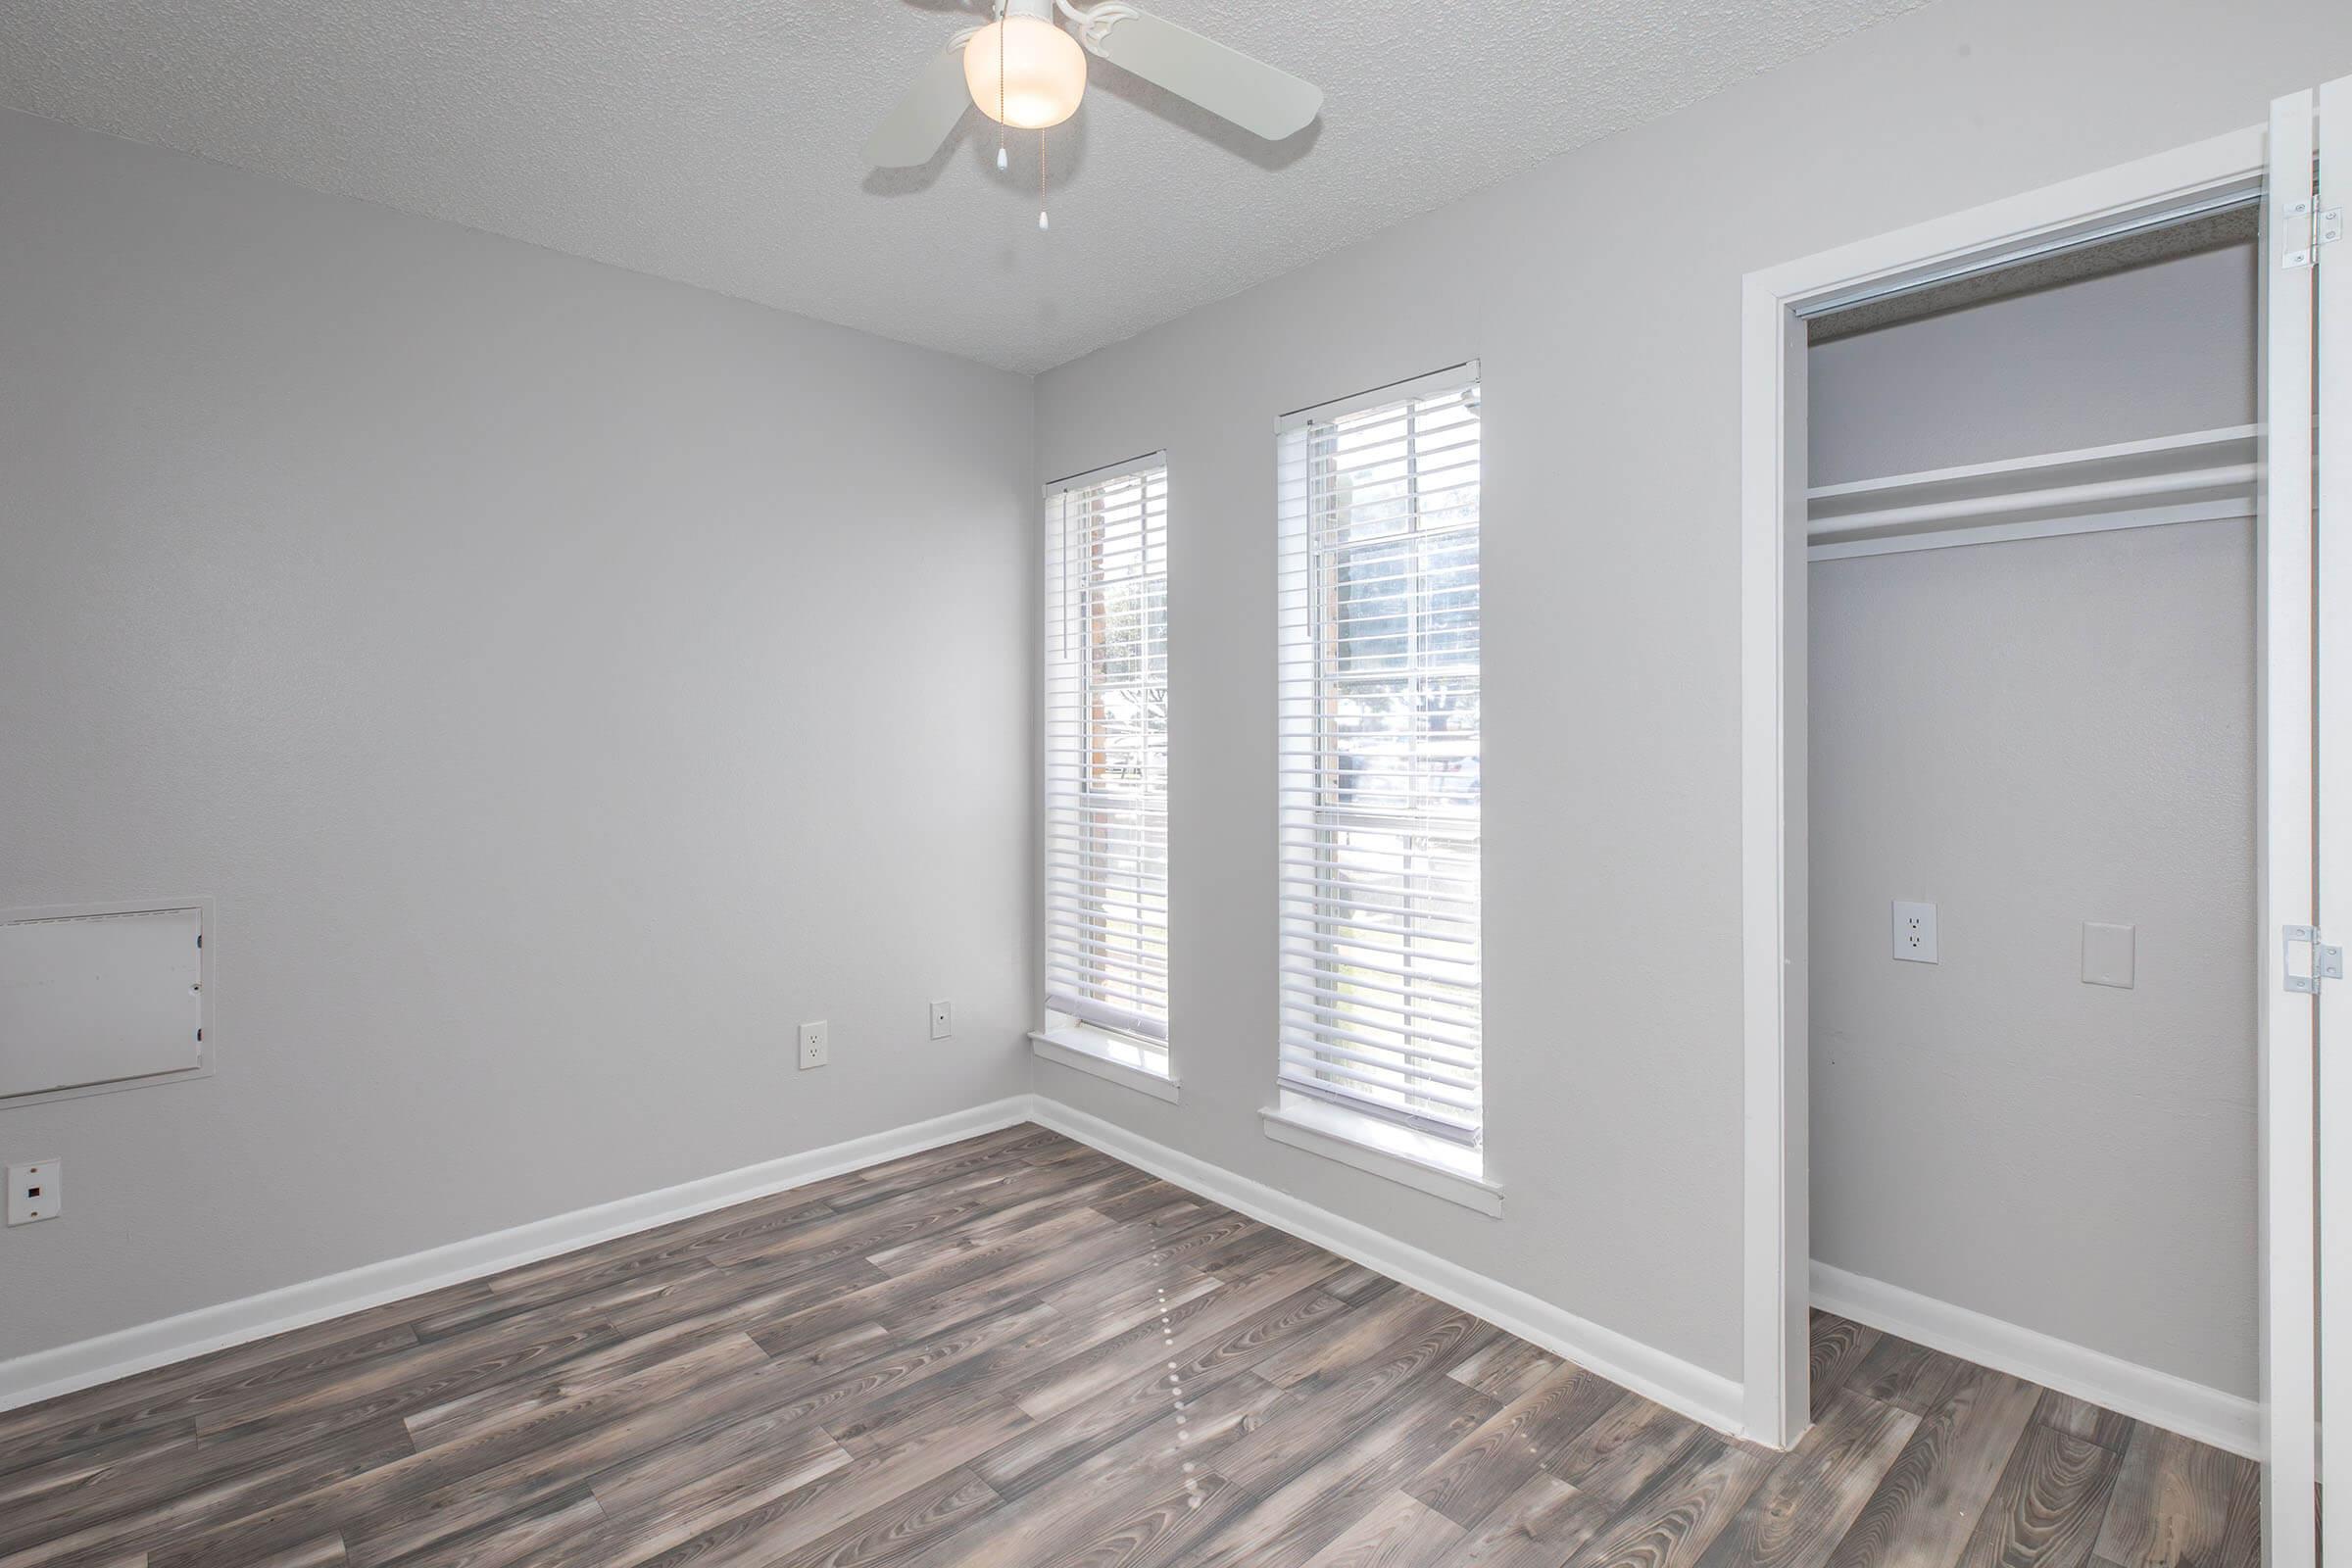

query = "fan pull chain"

[
  {"left": 996, "top": 12, "right": 1008, "bottom": 170},
  {"left": 1039, "top": 130, "right": 1050, "bottom": 230}
]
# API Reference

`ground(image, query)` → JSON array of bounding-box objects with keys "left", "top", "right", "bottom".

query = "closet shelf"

[{"left": 1807, "top": 423, "right": 2256, "bottom": 560}]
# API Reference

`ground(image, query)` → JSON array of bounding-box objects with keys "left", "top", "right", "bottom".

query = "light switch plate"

[
  {"left": 2082, "top": 922, "right": 2136, "bottom": 988},
  {"left": 1891, "top": 901, "right": 1938, "bottom": 964},
  {"left": 7, "top": 1158, "right": 61, "bottom": 1225}
]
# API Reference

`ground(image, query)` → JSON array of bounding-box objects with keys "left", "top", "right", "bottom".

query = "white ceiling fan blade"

[
  {"left": 863, "top": 45, "right": 973, "bottom": 169},
  {"left": 1086, "top": 9, "right": 1321, "bottom": 141}
]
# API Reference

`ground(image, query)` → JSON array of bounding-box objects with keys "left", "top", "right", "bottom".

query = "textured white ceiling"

[{"left": 0, "top": 0, "right": 1927, "bottom": 373}]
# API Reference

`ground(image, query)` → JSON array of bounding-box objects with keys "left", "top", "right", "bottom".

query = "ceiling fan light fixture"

[{"left": 964, "top": 15, "right": 1087, "bottom": 129}]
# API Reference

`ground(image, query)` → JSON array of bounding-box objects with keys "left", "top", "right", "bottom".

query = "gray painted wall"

[
  {"left": 1810, "top": 244, "right": 2260, "bottom": 484},
  {"left": 1808, "top": 249, "right": 2258, "bottom": 1397},
  {"left": 1811, "top": 525, "right": 2256, "bottom": 1396},
  {"left": 0, "top": 109, "right": 1036, "bottom": 1361},
  {"left": 1031, "top": 0, "right": 2347, "bottom": 1387}
]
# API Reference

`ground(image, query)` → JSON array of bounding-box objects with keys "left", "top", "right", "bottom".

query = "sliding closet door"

[
  {"left": 2317, "top": 72, "right": 2352, "bottom": 1568},
  {"left": 2265, "top": 85, "right": 2320, "bottom": 1568}
]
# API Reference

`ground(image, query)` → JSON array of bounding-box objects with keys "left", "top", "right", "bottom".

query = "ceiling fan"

[{"left": 863, "top": 0, "right": 1322, "bottom": 196}]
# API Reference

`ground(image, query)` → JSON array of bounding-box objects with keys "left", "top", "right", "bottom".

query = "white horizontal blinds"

[
  {"left": 1277, "top": 371, "right": 1482, "bottom": 1144},
  {"left": 1044, "top": 460, "right": 1171, "bottom": 1046}
]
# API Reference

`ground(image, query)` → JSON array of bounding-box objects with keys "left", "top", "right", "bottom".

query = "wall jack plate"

[
  {"left": 798, "top": 1021, "right": 829, "bottom": 1070},
  {"left": 8, "top": 1158, "right": 61, "bottom": 1225}
]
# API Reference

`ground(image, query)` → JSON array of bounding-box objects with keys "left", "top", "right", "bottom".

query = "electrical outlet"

[
  {"left": 929, "top": 1000, "right": 954, "bottom": 1041},
  {"left": 1891, "top": 901, "right": 1939, "bottom": 964},
  {"left": 798, "top": 1021, "right": 828, "bottom": 1071},
  {"left": 7, "top": 1159, "right": 61, "bottom": 1226}
]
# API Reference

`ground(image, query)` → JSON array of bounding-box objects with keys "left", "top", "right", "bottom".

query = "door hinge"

[
  {"left": 2285, "top": 925, "right": 2345, "bottom": 993},
  {"left": 2281, "top": 194, "right": 2342, "bottom": 270}
]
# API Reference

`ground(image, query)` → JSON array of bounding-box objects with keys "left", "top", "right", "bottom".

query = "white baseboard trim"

[
  {"left": 0, "top": 1098, "right": 1035, "bottom": 1414},
  {"left": 1030, "top": 1097, "right": 1747, "bottom": 1440},
  {"left": 4, "top": 1090, "right": 1746, "bottom": 1450},
  {"left": 1810, "top": 1260, "right": 2260, "bottom": 1459}
]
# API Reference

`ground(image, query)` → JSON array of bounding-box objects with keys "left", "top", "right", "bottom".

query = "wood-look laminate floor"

[{"left": 1, "top": 1123, "right": 2259, "bottom": 1568}]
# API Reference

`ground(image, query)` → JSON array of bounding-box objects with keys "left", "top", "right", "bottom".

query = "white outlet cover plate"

[
  {"left": 2082, "top": 921, "right": 2136, "bottom": 988},
  {"left": 929, "top": 1000, "right": 953, "bottom": 1041},
  {"left": 1891, "top": 901, "right": 1939, "bottom": 964},
  {"left": 7, "top": 1158, "right": 61, "bottom": 1225},
  {"left": 798, "top": 1020, "right": 828, "bottom": 1070}
]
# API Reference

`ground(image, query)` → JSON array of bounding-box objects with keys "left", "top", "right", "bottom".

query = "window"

[
  {"left": 1276, "top": 367, "right": 1482, "bottom": 1146},
  {"left": 1042, "top": 457, "right": 1171, "bottom": 1075}
]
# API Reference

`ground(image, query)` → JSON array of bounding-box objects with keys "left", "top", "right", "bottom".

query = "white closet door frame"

[
  {"left": 2316, "top": 71, "right": 2351, "bottom": 1568},
  {"left": 2264, "top": 85, "right": 2321, "bottom": 1568},
  {"left": 1739, "top": 120, "right": 2308, "bottom": 1546}
]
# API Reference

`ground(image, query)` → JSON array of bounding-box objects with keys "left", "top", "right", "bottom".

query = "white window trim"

[
  {"left": 1031, "top": 1025, "right": 1179, "bottom": 1103},
  {"left": 1260, "top": 1092, "right": 1502, "bottom": 1217},
  {"left": 1274, "top": 363, "right": 1486, "bottom": 1146},
  {"left": 1042, "top": 451, "right": 1172, "bottom": 1056}
]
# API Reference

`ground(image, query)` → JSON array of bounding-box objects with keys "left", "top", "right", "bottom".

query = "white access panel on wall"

[{"left": 0, "top": 903, "right": 208, "bottom": 1101}]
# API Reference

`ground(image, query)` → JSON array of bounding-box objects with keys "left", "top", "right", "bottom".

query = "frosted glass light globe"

[{"left": 964, "top": 16, "right": 1087, "bottom": 129}]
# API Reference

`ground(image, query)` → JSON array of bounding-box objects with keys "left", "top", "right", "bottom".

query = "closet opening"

[
  {"left": 1798, "top": 207, "right": 2263, "bottom": 1457},
  {"left": 1735, "top": 92, "right": 2352, "bottom": 1563}
]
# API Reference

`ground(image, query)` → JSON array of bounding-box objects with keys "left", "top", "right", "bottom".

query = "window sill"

[
  {"left": 1259, "top": 1097, "right": 1503, "bottom": 1217},
  {"left": 1030, "top": 1028, "right": 1179, "bottom": 1103}
]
